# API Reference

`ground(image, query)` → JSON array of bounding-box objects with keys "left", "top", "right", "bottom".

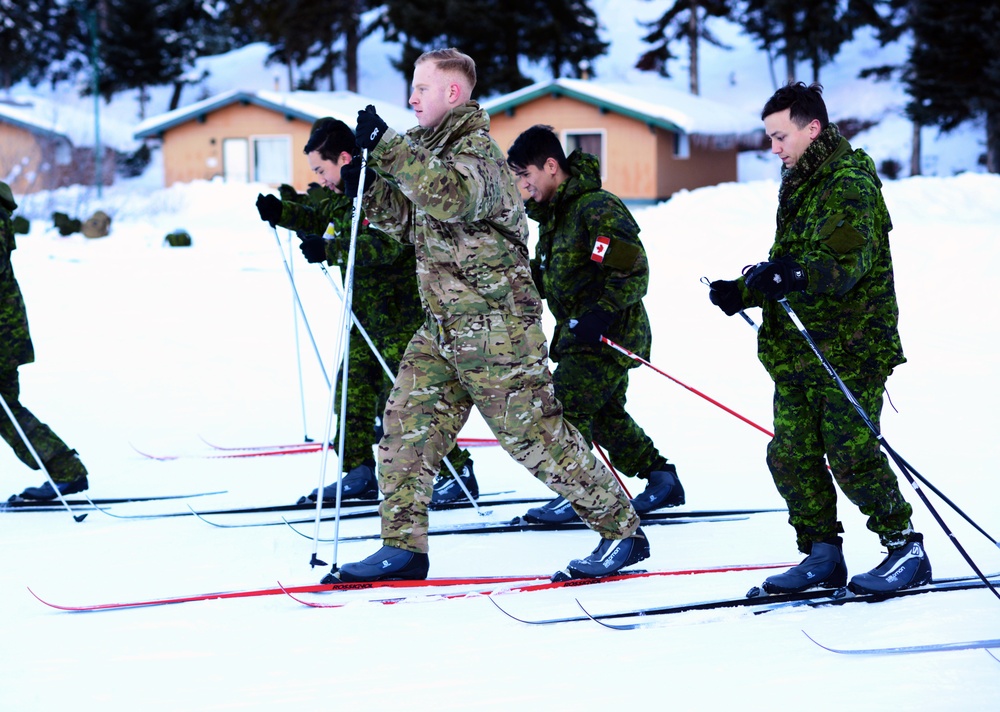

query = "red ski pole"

[{"left": 600, "top": 336, "right": 774, "bottom": 438}]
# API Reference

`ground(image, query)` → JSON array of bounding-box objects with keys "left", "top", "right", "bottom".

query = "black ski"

[
  {"left": 2, "top": 490, "right": 227, "bottom": 511},
  {"left": 801, "top": 630, "right": 1000, "bottom": 656},
  {"left": 282, "top": 508, "right": 786, "bottom": 541},
  {"left": 491, "top": 575, "right": 998, "bottom": 628}
]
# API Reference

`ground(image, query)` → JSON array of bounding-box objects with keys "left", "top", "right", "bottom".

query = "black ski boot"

[
  {"left": 522, "top": 495, "right": 580, "bottom": 523},
  {"left": 430, "top": 460, "right": 478, "bottom": 506},
  {"left": 630, "top": 465, "right": 685, "bottom": 514},
  {"left": 566, "top": 528, "right": 650, "bottom": 578},
  {"left": 849, "top": 534, "right": 932, "bottom": 594},
  {"left": 18, "top": 474, "right": 89, "bottom": 501},
  {"left": 307, "top": 462, "right": 378, "bottom": 503},
  {"left": 328, "top": 545, "right": 430, "bottom": 583},
  {"left": 762, "top": 537, "right": 848, "bottom": 594}
]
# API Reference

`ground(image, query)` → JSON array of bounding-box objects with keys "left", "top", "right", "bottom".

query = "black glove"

[
  {"left": 569, "top": 308, "right": 614, "bottom": 344},
  {"left": 256, "top": 193, "right": 282, "bottom": 227},
  {"left": 341, "top": 155, "right": 376, "bottom": 198},
  {"left": 709, "top": 279, "right": 745, "bottom": 317},
  {"left": 743, "top": 258, "right": 807, "bottom": 300},
  {"left": 277, "top": 184, "right": 299, "bottom": 202},
  {"left": 299, "top": 235, "right": 328, "bottom": 264},
  {"left": 356, "top": 104, "right": 388, "bottom": 151}
]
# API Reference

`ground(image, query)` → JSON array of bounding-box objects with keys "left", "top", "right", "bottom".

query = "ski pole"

[
  {"left": 595, "top": 442, "right": 632, "bottom": 499},
  {"left": 599, "top": 336, "right": 774, "bottom": 438},
  {"left": 270, "top": 227, "right": 331, "bottom": 391},
  {"left": 0, "top": 392, "right": 86, "bottom": 522},
  {"left": 286, "top": 229, "right": 312, "bottom": 442},
  {"left": 778, "top": 298, "right": 1000, "bottom": 601},
  {"left": 701, "top": 276, "right": 758, "bottom": 331}
]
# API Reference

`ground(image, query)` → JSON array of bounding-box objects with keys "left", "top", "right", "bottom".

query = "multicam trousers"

[
  {"left": 767, "top": 376, "right": 913, "bottom": 553},
  {"left": 377, "top": 312, "right": 639, "bottom": 553}
]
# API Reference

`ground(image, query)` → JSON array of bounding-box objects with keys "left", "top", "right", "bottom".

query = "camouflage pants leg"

[
  {"left": 0, "top": 368, "right": 84, "bottom": 479},
  {"left": 377, "top": 315, "right": 638, "bottom": 553},
  {"left": 553, "top": 351, "right": 663, "bottom": 477},
  {"left": 766, "top": 378, "right": 913, "bottom": 553},
  {"left": 335, "top": 330, "right": 387, "bottom": 470}
]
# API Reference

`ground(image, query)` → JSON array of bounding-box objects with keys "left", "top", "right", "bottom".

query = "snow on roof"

[
  {"left": 133, "top": 89, "right": 414, "bottom": 139},
  {"left": 483, "top": 78, "right": 763, "bottom": 138},
  {"left": 0, "top": 94, "right": 137, "bottom": 152}
]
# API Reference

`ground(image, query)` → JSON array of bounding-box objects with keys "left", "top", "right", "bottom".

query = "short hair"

[
  {"left": 507, "top": 125, "right": 570, "bottom": 173},
  {"left": 761, "top": 82, "right": 829, "bottom": 129},
  {"left": 415, "top": 48, "right": 477, "bottom": 93},
  {"left": 304, "top": 117, "right": 355, "bottom": 161}
]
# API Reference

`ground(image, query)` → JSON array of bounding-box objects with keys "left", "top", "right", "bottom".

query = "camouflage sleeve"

[
  {"left": 583, "top": 194, "right": 648, "bottom": 314},
  {"left": 367, "top": 127, "right": 507, "bottom": 225},
  {"left": 792, "top": 168, "right": 883, "bottom": 296},
  {"left": 277, "top": 200, "right": 327, "bottom": 236}
]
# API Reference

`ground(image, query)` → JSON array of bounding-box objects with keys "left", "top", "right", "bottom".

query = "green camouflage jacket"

[
  {"left": 361, "top": 102, "right": 541, "bottom": 326},
  {"left": 738, "top": 125, "right": 905, "bottom": 384},
  {"left": 276, "top": 187, "right": 423, "bottom": 342},
  {"left": 525, "top": 150, "right": 651, "bottom": 364},
  {"left": 0, "top": 181, "right": 33, "bottom": 371}
]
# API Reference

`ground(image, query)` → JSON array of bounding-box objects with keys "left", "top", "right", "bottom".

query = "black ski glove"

[
  {"left": 341, "top": 155, "right": 376, "bottom": 198},
  {"left": 299, "top": 235, "right": 328, "bottom": 264},
  {"left": 743, "top": 258, "right": 807, "bottom": 300},
  {"left": 256, "top": 193, "right": 282, "bottom": 227},
  {"left": 708, "top": 279, "right": 745, "bottom": 316},
  {"left": 356, "top": 104, "right": 388, "bottom": 151},
  {"left": 569, "top": 308, "right": 614, "bottom": 344}
]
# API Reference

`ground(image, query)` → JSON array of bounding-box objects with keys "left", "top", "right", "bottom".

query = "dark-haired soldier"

[
  {"left": 255, "top": 118, "right": 474, "bottom": 504},
  {"left": 506, "top": 125, "right": 684, "bottom": 524},
  {"left": 708, "top": 82, "right": 930, "bottom": 595},
  {"left": 1, "top": 180, "right": 89, "bottom": 501}
]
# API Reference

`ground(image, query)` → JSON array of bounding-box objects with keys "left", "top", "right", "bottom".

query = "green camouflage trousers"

[
  {"left": 337, "top": 325, "right": 470, "bottom": 474},
  {"left": 552, "top": 351, "right": 664, "bottom": 478},
  {"left": 378, "top": 313, "right": 639, "bottom": 552},
  {"left": 767, "top": 377, "right": 913, "bottom": 553},
  {"left": 0, "top": 368, "right": 87, "bottom": 481}
]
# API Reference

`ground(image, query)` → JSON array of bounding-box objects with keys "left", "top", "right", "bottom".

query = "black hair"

[
  {"left": 304, "top": 117, "right": 355, "bottom": 161},
  {"left": 507, "top": 124, "right": 570, "bottom": 173},
  {"left": 761, "top": 82, "right": 829, "bottom": 129}
]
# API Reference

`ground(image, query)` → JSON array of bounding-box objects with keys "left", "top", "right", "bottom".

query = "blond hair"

[{"left": 415, "top": 48, "right": 477, "bottom": 93}]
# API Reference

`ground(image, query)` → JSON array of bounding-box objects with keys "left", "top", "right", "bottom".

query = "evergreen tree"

[
  {"left": 635, "top": 0, "right": 734, "bottom": 95},
  {"left": 0, "top": 0, "right": 66, "bottom": 90},
  {"left": 373, "top": 0, "right": 608, "bottom": 98},
  {"left": 904, "top": 0, "right": 1000, "bottom": 172}
]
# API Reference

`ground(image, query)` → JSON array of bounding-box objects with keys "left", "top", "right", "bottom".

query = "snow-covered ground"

[{"left": 1, "top": 170, "right": 999, "bottom": 710}]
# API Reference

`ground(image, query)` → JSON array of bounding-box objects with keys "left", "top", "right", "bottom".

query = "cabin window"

[
  {"left": 223, "top": 138, "right": 249, "bottom": 182},
  {"left": 564, "top": 130, "right": 606, "bottom": 177},
  {"left": 253, "top": 136, "right": 292, "bottom": 184},
  {"left": 674, "top": 131, "right": 690, "bottom": 159}
]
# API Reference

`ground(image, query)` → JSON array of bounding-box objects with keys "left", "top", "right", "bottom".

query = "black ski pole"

[{"left": 778, "top": 298, "right": 1000, "bottom": 601}]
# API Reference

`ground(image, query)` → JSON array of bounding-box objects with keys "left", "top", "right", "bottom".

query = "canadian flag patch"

[{"left": 591, "top": 236, "right": 611, "bottom": 263}]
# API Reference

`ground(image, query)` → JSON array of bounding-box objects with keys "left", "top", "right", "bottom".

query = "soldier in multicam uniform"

[
  {"left": 255, "top": 118, "right": 474, "bottom": 505},
  {"left": 329, "top": 48, "right": 648, "bottom": 582},
  {"left": 709, "top": 82, "right": 931, "bottom": 595},
  {"left": 0, "top": 180, "right": 90, "bottom": 501},
  {"left": 505, "top": 125, "right": 684, "bottom": 524}
]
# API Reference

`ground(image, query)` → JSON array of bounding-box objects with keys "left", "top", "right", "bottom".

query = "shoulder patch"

[{"left": 590, "top": 236, "right": 611, "bottom": 262}]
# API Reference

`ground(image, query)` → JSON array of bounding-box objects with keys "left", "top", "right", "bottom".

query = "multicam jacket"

[
  {"left": 739, "top": 124, "right": 905, "bottom": 384},
  {"left": 0, "top": 181, "right": 33, "bottom": 371},
  {"left": 524, "top": 150, "right": 651, "bottom": 364},
  {"left": 361, "top": 102, "right": 542, "bottom": 326},
  {"left": 277, "top": 188, "right": 423, "bottom": 342}
]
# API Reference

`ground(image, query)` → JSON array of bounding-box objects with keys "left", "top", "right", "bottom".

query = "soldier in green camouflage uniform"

[
  {"left": 506, "top": 126, "right": 684, "bottom": 523},
  {"left": 709, "top": 82, "right": 930, "bottom": 595},
  {"left": 0, "top": 180, "right": 89, "bottom": 500},
  {"left": 329, "top": 49, "right": 647, "bottom": 582},
  {"left": 255, "top": 119, "right": 472, "bottom": 503}
]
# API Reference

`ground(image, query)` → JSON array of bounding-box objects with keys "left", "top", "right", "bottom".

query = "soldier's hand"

[
  {"left": 743, "top": 258, "right": 807, "bottom": 300},
  {"left": 341, "top": 155, "right": 376, "bottom": 198},
  {"left": 299, "top": 235, "right": 328, "bottom": 264},
  {"left": 708, "top": 279, "right": 745, "bottom": 316},
  {"left": 356, "top": 105, "right": 388, "bottom": 151},
  {"left": 569, "top": 308, "right": 614, "bottom": 344},
  {"left": 256, "top": 193, "right": 282, "bottom": 227}
]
